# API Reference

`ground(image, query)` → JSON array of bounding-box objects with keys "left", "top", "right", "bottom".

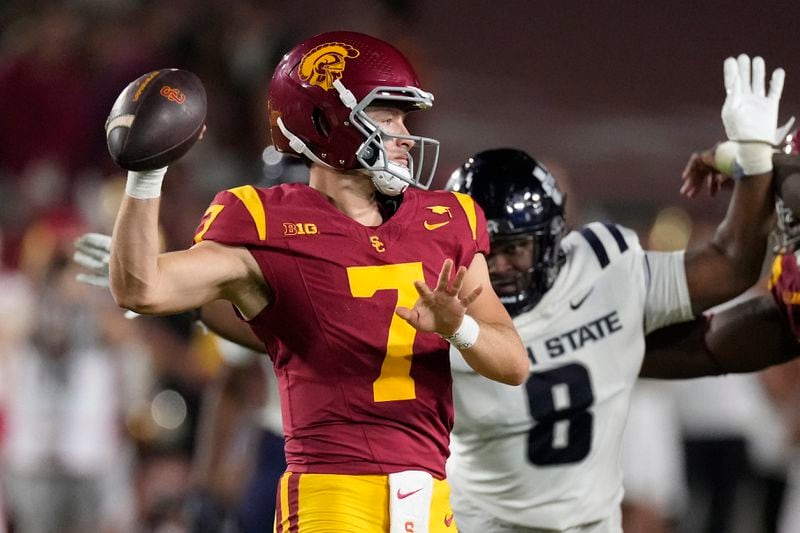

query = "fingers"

[
  {"left": 74, "top": 232, "right": 112, "bottom": 252},
  {"left": 450, "top": 265, "right": 467, "bottom": 295},
  {"left": 724, "top": 57, "right": 739, "bottom": 95},
  {"left": 75, "top": 273, "right": 110, "bottom": 288},
  {"left": 413, "top": 279, "right": 434, "bottom": 301},
  {"left": 394, "top": 306, "right": 413, "bottom": 321},
  {"left": 777, "top": 117, "right": 796, "bottom": 143},
  {"left": 709, "top": 174, "right": 720, "bottom": 197},
  {"left": 435, "top": 258, "right": 454, "bottom": 293},
  {"left": 73, "top": 250, "right": 108, "bottom": 270},
  {"left": 737, "top": 54, "right": 751, "bottom": 91},
  {"left": 768, "top": 67, "right": 786, "bottom": 101},
  {"left": 751, "top": 56, "right": 765, "bottom": 97},
  {"left": 460, "top": 285, "right": 483, "bottom": 308},
  {"left": 435, "top": 258, "right": 469, "bottom": 296},
  {"left": 680, "top": 152, "right": 716, "bottom": 198}
]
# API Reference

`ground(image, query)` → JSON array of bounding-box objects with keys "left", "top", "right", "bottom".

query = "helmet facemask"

[
  {"left": 447, "top": 148, "right": 568, "bottom": 317},
  {"left": 774, "top": 196, "right": 800, "bottom": 254},
  {"left": 336, "top": 81, "right": 440, "bottom": 196},
  {"left": 489, "top": 217, "right": 566, "bottom": 316}
]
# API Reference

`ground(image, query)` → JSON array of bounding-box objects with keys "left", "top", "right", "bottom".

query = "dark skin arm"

[
  {"left": 642, "top": 153, "right": 800, "bottom": 379},
  {"left": 681, "top": 148, "right": 775, "bottom": 315},
  {"left": 641, "top": 284, "right": 800, "bottom": 379}
]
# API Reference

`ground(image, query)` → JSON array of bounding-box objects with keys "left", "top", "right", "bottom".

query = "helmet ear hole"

[
  {"left": 312, "top": 107, "right": 330, "bottom": 138},
  {"left": 359, "top": 144, "right": 379, "bottom": 166}
]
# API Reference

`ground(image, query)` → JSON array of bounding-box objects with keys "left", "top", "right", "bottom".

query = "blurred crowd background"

[{"left": 2, "top": 1, "right": 800, "bottom": 532}]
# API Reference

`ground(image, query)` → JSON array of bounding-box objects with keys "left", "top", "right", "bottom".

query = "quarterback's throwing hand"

[{"left": 395, "top": 259, "right": 483, "bottom": 336}]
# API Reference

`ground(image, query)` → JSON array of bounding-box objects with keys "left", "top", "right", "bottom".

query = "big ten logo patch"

[{"left": 283, "top": 222, "right": 318, "bottom": 236}]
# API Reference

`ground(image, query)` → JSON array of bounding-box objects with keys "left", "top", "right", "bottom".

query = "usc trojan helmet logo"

[{"left": 298, "top": 42, "right": 360, "bottom": 91}]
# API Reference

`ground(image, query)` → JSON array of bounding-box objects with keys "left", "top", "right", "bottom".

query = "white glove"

[
  {"left": 74, "top": 232, "right": 142, "bottom": 319},
  {"left": 73, "top": 232, "right": 112, "bottom": 288},
  {"left": 721, "top": 54, "right": 788, "bottom": 176},
  {"left": 722, "top": 54, "right": 785, "bottom": 143}
]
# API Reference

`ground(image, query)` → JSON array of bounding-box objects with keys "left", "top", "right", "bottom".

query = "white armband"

[
  {"left": 440, "top": 315, "right": 480, "bottom": 350},
  {"left": 125, "top": 167, "right": 168, "bottom": 199}
]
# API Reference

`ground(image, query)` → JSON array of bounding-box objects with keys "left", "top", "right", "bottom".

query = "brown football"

[{"left": 105, "top": 69, "right": 207, "bottom": 171}]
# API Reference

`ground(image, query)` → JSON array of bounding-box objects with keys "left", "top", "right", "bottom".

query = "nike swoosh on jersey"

[
  {"left": 397, "top": 488, "right": 423, "bottom": 499},
  {"left": 569, "top": 287, "right": 594, "bottom": 310},
  {"left": 444, "top": 513, "right": 455, "bottom": 527},
  {"left": 424, "top": 220, "right": 450, "bottom": 230}
]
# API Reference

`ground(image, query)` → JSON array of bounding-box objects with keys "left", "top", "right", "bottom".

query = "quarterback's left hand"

[{"left": 395, "top": 259, "right": 483, "bottom": 336}]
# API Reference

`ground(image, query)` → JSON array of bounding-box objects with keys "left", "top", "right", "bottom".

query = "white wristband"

[
  {"left": 440, "top": 315, "right": 480, "bottom": 350},
  {"left": 125, "top": 167, "right": 168, "bottom": 199},
  {"left": 736, "top": 142, "right": 773, "bottom": 176}
]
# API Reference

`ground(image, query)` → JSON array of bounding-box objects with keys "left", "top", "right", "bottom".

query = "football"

[{"left": 105, "top": 69, "right": 207, "bottom": 171}]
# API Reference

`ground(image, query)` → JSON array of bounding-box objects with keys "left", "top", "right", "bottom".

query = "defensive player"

[
  {"left": 442, "top": 54, "right": 788, "bottom": 533},
  {"left": 107, "top": 31, "right": 527, "bottom": 533}
]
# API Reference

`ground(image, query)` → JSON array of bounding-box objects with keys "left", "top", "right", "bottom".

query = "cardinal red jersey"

[
  {"left": 769, "top": 252, "right": 800, "bottom": 339},
  {"left": 194, "top": 183, "right": 489, "bottom": 478}
]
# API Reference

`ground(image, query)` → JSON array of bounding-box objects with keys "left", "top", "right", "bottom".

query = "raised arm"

[
  {"left": 109, "top": 180, "right": 266, "bottom": 317},
  {"left": 683, "top": 55, "right": 787, "bottom": 314},
  {"left": 643, "top": 149, "right": 800, "bottom": 378}
]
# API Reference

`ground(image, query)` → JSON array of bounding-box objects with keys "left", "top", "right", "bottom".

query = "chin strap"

[
  {"left": 369, "top": 152, "right": 410, "bottom": 196},
  {"left": 276, "top": 117, "right": 332, "bottom": 169}
]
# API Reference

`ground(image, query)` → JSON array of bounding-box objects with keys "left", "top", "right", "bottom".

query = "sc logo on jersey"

[{"left": 283, "top": 222, "right": 318, "bottom": 236}]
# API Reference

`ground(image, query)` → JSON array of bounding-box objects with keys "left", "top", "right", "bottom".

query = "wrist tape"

[
  {"left": 440, "top": 315, "right": 480, "bottom": 350},
  {"left": 736, "top": 142, "right": 773, "bottom": 176},
  {"left": 125, "top": 167, "right": 168, "bottom": 199}
]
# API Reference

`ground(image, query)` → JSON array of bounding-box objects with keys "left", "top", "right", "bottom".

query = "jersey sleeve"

[
  {"left": 769, "top": 252, "right": 800, "bottom": 340},
  {"left": 642, "top": 249, "right": 694, "bottom": 333},
  {"left": 451, "top": 191, "right": 490, "bottom": 256},
  {"left": 192, "top": 185, "right": 268, "bottom": 247},
  {"left": 578, "top": 222, "right": 693, "bottom": 334}
]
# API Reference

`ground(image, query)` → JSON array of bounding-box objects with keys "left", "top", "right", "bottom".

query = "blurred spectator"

[
  {"left": 621, "top": 381, "right": 688, "bottom": 533},
  {"left": 1, "top": 252, "right": 148, "bottom": 533}
]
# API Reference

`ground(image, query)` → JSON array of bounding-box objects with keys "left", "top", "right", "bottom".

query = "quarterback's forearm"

[
  {"left": 685, "top": 172, "right": 773, "bottom": 313},
  {"left": 110, "top": 196, "right": 163, "bottom": 311},
  {"left": 457, "top": 321, "right": 528, "bottom": 385}
]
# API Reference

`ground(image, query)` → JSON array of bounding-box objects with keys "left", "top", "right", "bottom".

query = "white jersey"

[{"left": 447, "top": 222, "right": 693, "bottom": 531}]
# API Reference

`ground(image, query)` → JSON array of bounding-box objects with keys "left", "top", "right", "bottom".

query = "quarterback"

[{"left": 107, "top": 31, "right": 527, "bottom": 533}]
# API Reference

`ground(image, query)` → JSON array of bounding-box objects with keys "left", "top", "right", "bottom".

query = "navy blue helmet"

[{"left": 446, "top": 148, "right": 566, "bottom": 315}]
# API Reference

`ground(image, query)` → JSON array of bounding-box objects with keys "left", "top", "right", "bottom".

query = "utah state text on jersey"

[{"left": 544, "top": 310, "right": 622, "bottom": 357}]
